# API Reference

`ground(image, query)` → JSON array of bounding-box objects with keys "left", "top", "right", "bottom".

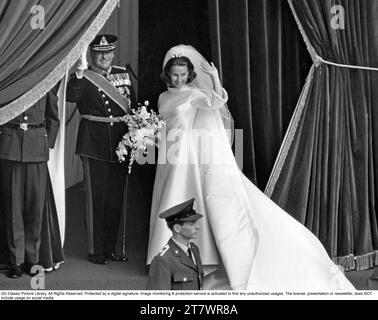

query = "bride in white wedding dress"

[{"left": 146, "top": 45, "right": 355, "bottom": 291}]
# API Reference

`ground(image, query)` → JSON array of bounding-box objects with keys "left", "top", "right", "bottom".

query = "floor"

[{"left": 1, "top": 183, "right": 378, "bottom": 291}]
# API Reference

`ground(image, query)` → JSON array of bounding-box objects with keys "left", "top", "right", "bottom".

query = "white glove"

[
  {"left": 77, "top": 47, "right": 88, "bottom": 70},
  {"left": 75, "top": 45, "right": 89, "bottom": 78}
]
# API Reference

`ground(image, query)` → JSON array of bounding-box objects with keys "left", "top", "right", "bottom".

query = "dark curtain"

[
  {"left": 267, "top": 0, "right": 378, "bottom": 270},
  {"left": 208, "top": 0, "right": 312, "bottom": 188},
  {"left": 0, "top": 0, "right": 108, "bottom": 107}
]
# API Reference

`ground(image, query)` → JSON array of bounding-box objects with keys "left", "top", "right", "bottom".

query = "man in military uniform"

[
  {"left": 66, "top": 34, "right": 136, "bottom": 265},
  {"left": 147, "top": 199, "right": 204, "bottom": 290},
  {"left": 0, "top": 87, "right": 60, "bottom": 278}
]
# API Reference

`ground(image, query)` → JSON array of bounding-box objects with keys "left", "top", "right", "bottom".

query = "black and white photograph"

[{"left": 0, "top": 0, "right": 378, "bottom": 303}]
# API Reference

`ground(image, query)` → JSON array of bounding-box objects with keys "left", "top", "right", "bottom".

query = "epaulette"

[{"left": 159, "top": 245, "right": 170, "bottom": 257}]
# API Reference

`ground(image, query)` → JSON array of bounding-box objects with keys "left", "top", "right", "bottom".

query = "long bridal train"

[{"left": 147, "top": 45, "right": 355, "bottom": 291}]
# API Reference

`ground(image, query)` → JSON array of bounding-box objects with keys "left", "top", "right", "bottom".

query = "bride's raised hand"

[
  {"left": 201, "top": 61, "right": 219, "bottom": 78},
  {"left": 201, "top": 61, "right": 223, "bottom": 95}
]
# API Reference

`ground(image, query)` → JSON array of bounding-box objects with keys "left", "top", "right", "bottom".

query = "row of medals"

[{"left": 107, "top": 73, "right": 131, "bottom": 98}]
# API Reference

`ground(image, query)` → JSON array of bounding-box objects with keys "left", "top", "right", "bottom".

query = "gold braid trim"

[{"left": 0, "top": 0, "right": 119, "bottom": 125}]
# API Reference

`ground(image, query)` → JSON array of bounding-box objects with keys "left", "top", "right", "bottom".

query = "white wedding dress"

[{"left": 147, "top": 45, "right": 355, "bottom": 291}]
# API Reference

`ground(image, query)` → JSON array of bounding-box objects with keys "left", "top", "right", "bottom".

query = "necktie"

[{"left": 187, "top": 246, "right": 196, "bottom": 266}]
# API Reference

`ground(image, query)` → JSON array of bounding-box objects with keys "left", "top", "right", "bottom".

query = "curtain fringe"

[
  {"left": 286, "top": 0, "right": 318, "bottom": 64},
  {"left": 333, "top": 251, "right": 378, "bottom": 271},
  {"left": 264, "top": 65, "right": 315, "bottom": 196},
  {"left": 0, "top": 0, "right": 119, "bottom": 125}
]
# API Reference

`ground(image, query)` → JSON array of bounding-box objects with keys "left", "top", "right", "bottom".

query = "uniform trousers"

[
  {"left": 0, "top": 160, "right": 47, "bottom": 265},
  {"left": 81, "top": 156, "right": 127, "bottom": 258}
]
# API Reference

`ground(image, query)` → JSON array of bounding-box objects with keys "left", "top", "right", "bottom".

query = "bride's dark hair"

[{"left": 161, "top": 56, "right": 197, "bottom": 85}]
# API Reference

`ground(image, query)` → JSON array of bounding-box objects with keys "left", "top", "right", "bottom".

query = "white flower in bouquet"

[
  {"left": 139, "top": 106, "right": 150, "bottom": 121},
  {"left": 134, "top": 129, "right": 146, "bottom": 143},
  {"left": 116, "top": 101, "right": 165, "bottom": 173},
  {"left": 144, "top": 137, "right": 155, "bottom": 146},
  {"left": 116, "top": 144, "right": 128, "bottom": 162}
]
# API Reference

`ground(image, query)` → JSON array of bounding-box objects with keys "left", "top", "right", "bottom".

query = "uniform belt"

[
  {"left": 1, "top": 122, "right": 45, "bottom": 131},
  {"left": 81, "top": 115, "right": 124, "bottom": 123}
]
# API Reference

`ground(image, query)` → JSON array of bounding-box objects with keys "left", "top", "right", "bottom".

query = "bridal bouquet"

[{"left": 116, "top": 101, "right": 165, "bottom": 173}]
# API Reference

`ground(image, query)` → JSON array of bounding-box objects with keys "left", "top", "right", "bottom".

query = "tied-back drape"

[
  {"left": 0, "top": 0, "right": 119, "bottom": 268},
  {"left": 265, "top": 0, "right": 378, "bottom": 271},
  {"left": 0, "top": 0, "right": 118, "bottom": 123}
]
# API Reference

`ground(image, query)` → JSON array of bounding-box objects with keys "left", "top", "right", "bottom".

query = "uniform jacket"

[
  {"left": 147, "top": 239, "right": 204, "bottom": 290},
  {"left": 0, "top": 88, "right": 60, "bottom": 163},
  {"left": 66, "top": 65, "right": 137, "bottom": 163}
]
